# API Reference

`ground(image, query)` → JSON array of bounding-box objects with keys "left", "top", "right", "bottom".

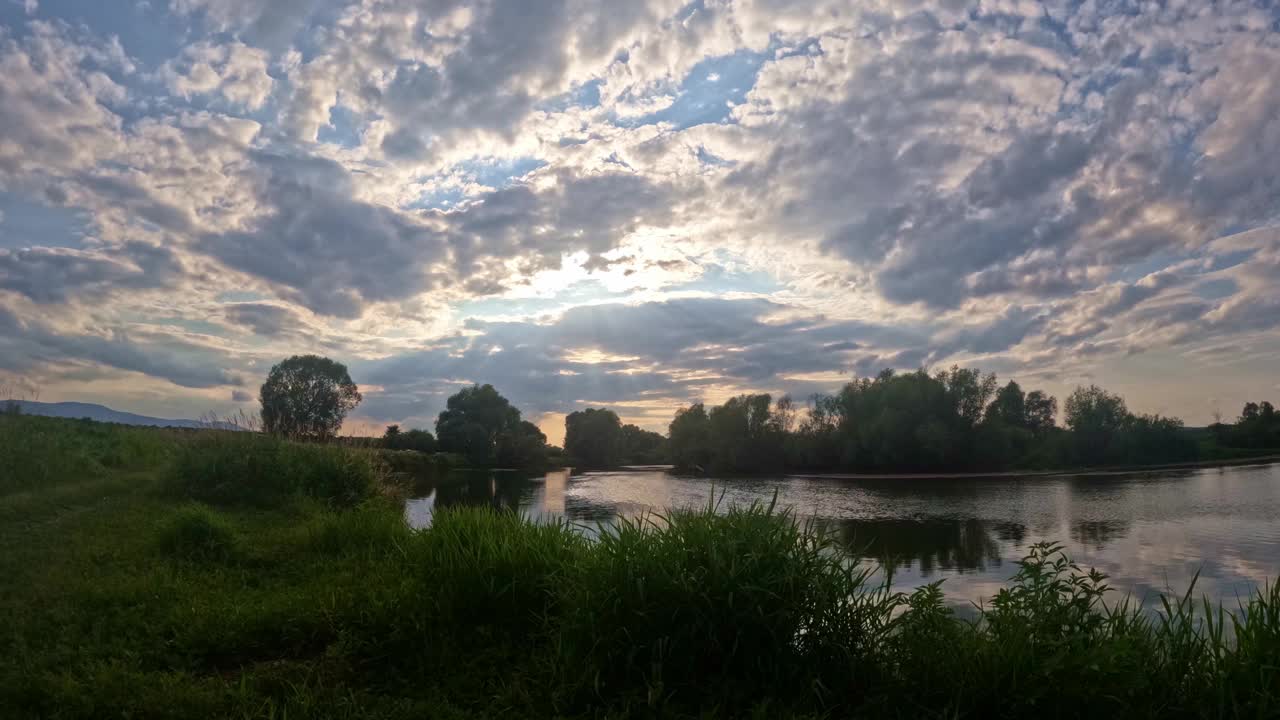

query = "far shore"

[{"left": 649, "top": 454, "right": 1280, "bottom": 482}]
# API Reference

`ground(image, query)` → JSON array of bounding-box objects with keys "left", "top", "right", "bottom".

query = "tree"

[
  {"left": 384, "top": 425, "right": 436, "bottom": 453},
  {"left": 564, "top": 408, "right": 624, "bottom": 468},
  {"left": 496, "top": 420, "right": 548, "bottom": 468},
  {"left": 705, "top": 394, "right": 784, "bottom": 473},
  {"left": 1241, "top": 402, "right": 1261, "bottom": 422},
  {"left": 259, "top": 355, "right": 361, "bottom": 440},
  {"left": 668, "top": 403, "right": 711, "bottom": 472},
  {"left": 1024, "top": 390, "right": 1058, "bottom": 434},
  {"left": 1064, "top": 385, "right": 1129, "bottom": 466},
  {"left": 939, "top": 366, "right": 999, "bottom": 428},
  {"left": 435, "top": 384, "right": 522, "bottom": 465},
  {"left": 619, "top": 424, "right": 668, "bottom": 465},
  {"left": 986, "top": 381, "right": 1027, "bottom": 427}
]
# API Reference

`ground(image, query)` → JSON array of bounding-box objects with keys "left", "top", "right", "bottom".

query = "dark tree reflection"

[{"left": 834, "top": 516, "right": 1020, "bottom": 576}]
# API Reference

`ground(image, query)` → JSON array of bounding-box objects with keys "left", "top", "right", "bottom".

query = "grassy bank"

[{"left": 2, "top": 415, "right": 1280, "bottom": 718}]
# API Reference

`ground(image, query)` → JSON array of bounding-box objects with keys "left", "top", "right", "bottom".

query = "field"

[{"left": 2, "top": 413, "right": 1280, "bottom": 719}]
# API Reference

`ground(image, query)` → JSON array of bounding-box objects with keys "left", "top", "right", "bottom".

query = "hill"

[{"left": 2, "top": 400, "right": 238, "bottom": 430}]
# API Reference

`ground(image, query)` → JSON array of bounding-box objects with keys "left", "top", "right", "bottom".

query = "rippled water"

[{"left": 405, "top": 462, "right": 1280, "bottom": 609}]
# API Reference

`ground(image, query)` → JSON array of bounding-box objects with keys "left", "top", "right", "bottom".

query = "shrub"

[
  {"left": 554, "top": 498, "right": 899, "bottom": 711},
  {"left": 157, "top": 505, "right": 239, "bottom": 562}
]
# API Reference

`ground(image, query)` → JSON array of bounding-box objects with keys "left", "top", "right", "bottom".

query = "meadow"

[{"left": 2, "top": 413, "right": 1279, "bottom": 719}]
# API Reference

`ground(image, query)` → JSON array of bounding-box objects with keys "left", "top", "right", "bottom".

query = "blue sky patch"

[
  {"left": 615, "top": 50, "right": 767, "bottom": 131},
  {"left": 0, "top": 192, "right": 92, "bottom": 250}
]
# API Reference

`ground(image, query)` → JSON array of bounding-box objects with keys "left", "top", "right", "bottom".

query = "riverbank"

[
  {"left": 713, "top": 453, "right": 1280, "bottom": 481},
  {"left": 4, "top": 415, "right": 1280, "bottom": 718}
]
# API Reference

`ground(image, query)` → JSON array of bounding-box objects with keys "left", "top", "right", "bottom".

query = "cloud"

[
  {"left": 2, "top": 0, "right": 1280, "bottom": 430},
  {"left": 0, "top": 304, "right": 243, "bottom": 389},
  {"left": 223, "top": 302, "right": 299, "bottom": 337},
  {"left": 170, "top": 0, "right": 322, "bottom": 49},
  {"left": 159, "top": 41, "right": 274, "bottom": 110},
  {"left": 354, "top": 295, "right": 936, "bottom": 427},
  {"left": 0, "top": 243, "right": 180, "bottom": 303}
]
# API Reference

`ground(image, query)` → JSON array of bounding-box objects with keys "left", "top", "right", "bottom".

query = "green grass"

[
  {"left": 164, "top": 430, "right": 385, "bottom": 506},
  {"left": 2, "top": 415, "right": 1280, "bottom": 718}
]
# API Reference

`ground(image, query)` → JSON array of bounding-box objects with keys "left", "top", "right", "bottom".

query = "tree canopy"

[
  {"left": 382, "top": 425, "right": 436, "bottom": 453},
  {"left": 564, "top": 408, "right": 623, "bottom": 468},
  {"left": 435, "top": 384, "right": 546, "bottom": 466},
  {"left": 259, "top": 355, "right": 361, "bottom": 440},
  {"left": 664, "top": 367, "right": 1205, "bottom": 475}
]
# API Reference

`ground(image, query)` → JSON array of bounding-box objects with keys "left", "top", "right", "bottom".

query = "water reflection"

[
  {"left": 834, "top": 517, "right": 1016, "bottom": 576},
  {"left": 402, "top": 462, "right": 1280, "bottom": 611},
  {"left": 1070, "top": 520, "right": 1131, "bottom": 551}
]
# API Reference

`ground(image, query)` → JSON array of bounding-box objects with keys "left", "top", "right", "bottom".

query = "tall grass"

[
  {"left": 0, "top": 414, "right": 175, "bottom": 495},
  {"left": 554, "top": 498, "right": 898, "bottom": 712},
  {"left": 156, "top": 504, "right": 240, "bottom": 562},
  {"left": 164, "top": 431, "right": 385, "bottom": 506}
]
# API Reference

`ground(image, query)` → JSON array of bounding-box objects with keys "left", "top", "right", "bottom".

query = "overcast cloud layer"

[{"left": 2, "top": 0, "right": 1279, "bottom": 441}]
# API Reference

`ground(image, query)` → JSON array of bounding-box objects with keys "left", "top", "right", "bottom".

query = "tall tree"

[
  {"left": 668, "top": 403, "right": 711, "bottom": 472},
  {"left": 619, "top": 424, "right": 668, "bottom": 465},
  {"left": 259, "top": 355, "right": 361, "bottom": 440},
  {"left": 564, "top": 408, "right": 623, "bottom": 468},
  {"left": 435, "top": 384, "right": 522, "bottom": 465},
  {"left": 1064, "top": 385, "right": 1129, "bottom": 465},
  {"left": 496, "top": 420, "right": 549, "bottom": 468},
  {"left": 1024, "top": 390, "right": 1058, "bottom": 434},
  {"left": 986, "top": 381, "right": 1027, "bottom": 427}
]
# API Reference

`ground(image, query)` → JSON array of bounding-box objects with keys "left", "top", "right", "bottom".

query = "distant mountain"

[{"left": 3, "top": 400, "right": 241, "bottom": 431}]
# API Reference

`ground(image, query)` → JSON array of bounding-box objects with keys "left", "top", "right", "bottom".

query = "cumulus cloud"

[
  {"left": 0, "top": 243, "right": 180, "bottom": 303},
  {"left": 0, "top": 0, "right": 1278, "bottom": 428},
  {"left": 159, "top": 41, "right": 274, "bottom": 110}
]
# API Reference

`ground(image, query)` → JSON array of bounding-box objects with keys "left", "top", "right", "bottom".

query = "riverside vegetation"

[{"left": 4, "top": 412, "right": 1280, "bottom": 719}]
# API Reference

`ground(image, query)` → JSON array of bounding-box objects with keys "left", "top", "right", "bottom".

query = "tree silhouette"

[
  {"left": 436, "top": 384, "right": 530, "bottom": 465},
  {"left": 259, "top": 355, "right": 361, "bottom": 440},
  {"left": 565, "top": 408, "right": 623, "bottom": 468}
]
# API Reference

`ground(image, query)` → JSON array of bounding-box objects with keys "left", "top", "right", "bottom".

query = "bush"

[
  {"left": 165, "top": 432, "right": 383, "bottom": 506},
  {"left": 554, "top": 499, "right": 898, "bottom": 711},
  {"left": 157, "top": 505, "right": 239, "bottom": 562},
  {"left": 334, "top": 506, "right": 587, "bottom": 686}
]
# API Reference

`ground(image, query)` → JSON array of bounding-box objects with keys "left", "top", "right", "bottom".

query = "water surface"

[{"left": 405, "top": 463, "right": 1280, "bottom": 609}]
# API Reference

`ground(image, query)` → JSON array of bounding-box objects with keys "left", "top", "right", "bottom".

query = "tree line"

[
  {"left": 256, "top": 355, "right": 1277, "bottom": 474},
  {"left": 664, "top": 368, "right": 1247, "bottom": 475}
]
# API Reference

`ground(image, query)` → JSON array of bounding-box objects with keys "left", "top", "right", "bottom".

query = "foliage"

[
  {"left": 382, "top": 425, "right": 436, "bottom": 453},
  {"left": 1064, "top": 384, "right": 1130, "bottom": 465},
  {"left": 619, "top": 423, "right": 667, "bottom": 465},
  {"left": 706, "top": 394, "right": 788, "bottom": 473},
  {"left": 496, "top": 420, "right": 549, "bottom": 468},
  {"left": 564, "top": 407, "right": 623, "bottom": 468},
  {"left": 435, "top": 384, "right": 548, "bottom": 466},
  {"left": 555, "top": 499, "right": 897, "bottom": 712},
  {"left": 1218, "top": 400, "right": 1280, "bottom": 450},
  {"left": 668, "top": 367, "right": 1207, "bottom": 474},
  {"left": 259, "top": 355, "right": 362, "bottom": 440},
  {"left": 164, "top": 431, "right": 383, "bottom": 506},
  {"left": 668, "top": 402, "right": 711, "bottom": 471}
]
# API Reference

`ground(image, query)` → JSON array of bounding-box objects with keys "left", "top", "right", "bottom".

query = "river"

[{"left": 405, "top": 462, "right": 1280, "bottom": 610}]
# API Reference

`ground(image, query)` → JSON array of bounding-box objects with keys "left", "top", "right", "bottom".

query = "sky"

[{"left": 2, "top": 0, "right": 1279, "bottom": 445}]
